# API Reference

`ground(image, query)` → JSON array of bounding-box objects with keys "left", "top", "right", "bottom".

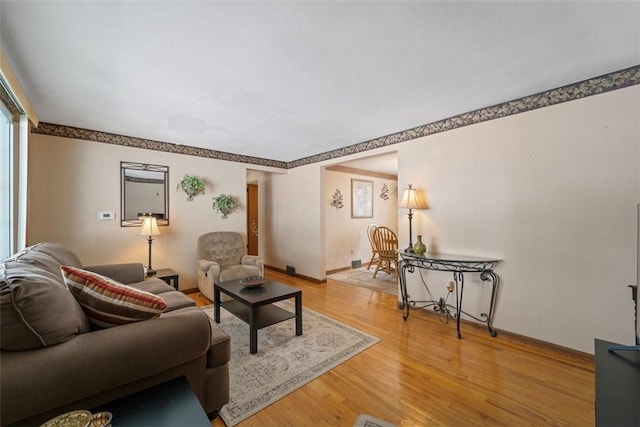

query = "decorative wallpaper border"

[
  {"left": 32, "top": 65, "right": 639, "bottom": 170},
  {"left": 32, "top": 123, "right": 288, "bottom": 169},
  {"left": 0, "top": 77, "right": 23, "bottom": 121},
  {"left": 290, "top": 65, "right": 640, "bottom": 168}
]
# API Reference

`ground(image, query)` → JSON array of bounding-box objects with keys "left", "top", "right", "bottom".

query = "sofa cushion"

[
  {"left": 61, "top": 266, "right": 168, "bottom": 328},
  {"left": 157, "top": 291, "right": 197, "bottom": 312},
  {"left": 29, "top": 242, "right": 83, "bottom": 268},
  {"left": 1, "top": 262, "right": 91, "bottom": 350},
  {"left": 197, "top": 232, "right": 245, "bottom": 267},
  {"left": 219, "top": 264, "right": 262, "bottom": 282},
  {"left": 129, "top": 278, "right": 176, "bottom": 295},
  {"left": 10, "top": 249, "right": 67, "bottom": 282}
]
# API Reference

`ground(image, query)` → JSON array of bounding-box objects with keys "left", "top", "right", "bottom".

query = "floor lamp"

[
  {"left": 399, "top": 184, "right": 426, "bottom": 252},
  {"left": 139, "top": 214, "right": 161, "bottom": 276}
]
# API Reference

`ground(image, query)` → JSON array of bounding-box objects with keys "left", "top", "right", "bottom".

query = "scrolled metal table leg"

[
  {"left": 480, "top": 270, "right": 499, "bottom": 337},
  {"left": 398, "top": 260, "right": 411, "bottom": 320},
  {"left": 454, "top": 271, "right": 464, "bottom": 339}
]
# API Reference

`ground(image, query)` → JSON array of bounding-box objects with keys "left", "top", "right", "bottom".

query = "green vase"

[{"left": 413, "top": 235, "right": 426, "bottom": 255}]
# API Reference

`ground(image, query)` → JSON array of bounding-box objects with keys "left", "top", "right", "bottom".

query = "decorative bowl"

[
  {"left": 89, "top": 411, "right": 112, "bottom": 427},
  {"left": 240, "top": 276, "right": 265, "bottom": 287},
  {"left": 41, "top": 410, "right": 92, "bottom": 427}
]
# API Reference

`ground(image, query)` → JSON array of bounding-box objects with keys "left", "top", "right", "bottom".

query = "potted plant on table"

[
  {"left": 177, "top": 174, "right": 205, "bottom": 201},
  {"left": 212, "top": 194, "right": 237, "bottom": 219}
]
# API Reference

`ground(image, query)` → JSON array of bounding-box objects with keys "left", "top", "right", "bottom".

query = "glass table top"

[{"left": 399, "top": 250, "right": 501, "bottom": 263}]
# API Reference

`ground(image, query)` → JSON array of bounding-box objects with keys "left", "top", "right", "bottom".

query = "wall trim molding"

[
  {"left": 325, "top": 165, "right": 397, "bottom": 180},
  {"left": 266, "top": 265, "right": 325, "bottom": 284},
  {"left": 32, "top": 65, "right": 639, "bottom": 169},
  {"left": 0, "top": 79, "right": 21, "bottom": 121},
  {"left": 1, "top": 49, "right": 39, "bottom": 125}
]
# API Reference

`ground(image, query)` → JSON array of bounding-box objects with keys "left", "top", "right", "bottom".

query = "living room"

[
  {"left": 18, "top": 72, "right": 640, "bottom": 355},
  {"left": 1, "top": 1, "right": 639, "bottom": 425}
]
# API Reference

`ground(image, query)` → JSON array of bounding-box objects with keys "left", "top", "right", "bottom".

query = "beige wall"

[
  {"left": 262, "top": 165, "right": 326, "bottom": 279},
  {"left": 397, "top": 85, "right": 640, "bottom": 353},
  {"left": 26, "top": 85, "right": 640, "bottom": 353},
  {"left": 264, "top": 86, "right": 639, "bottom": 353},
  {"left": 27, "top": 135, "right": 262, "bottom": 289},
  {"left": 324, "top": 170, "right": 398, "bottom": 271}
]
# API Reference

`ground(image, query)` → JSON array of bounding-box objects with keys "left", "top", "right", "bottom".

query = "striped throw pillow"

[{"left": 61, "top": 265, "right": 167, "bottom": 328}]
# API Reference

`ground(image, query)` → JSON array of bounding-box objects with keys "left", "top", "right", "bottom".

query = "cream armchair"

[{"left": 197, "top": 231, "right": 264, "bottom": 301}]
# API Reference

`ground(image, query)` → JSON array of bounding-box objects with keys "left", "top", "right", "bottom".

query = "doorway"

[
  {"left": 323, "top": 152, "right": 398, "bottom": 273},
  {"left": 247, "top": 183, "right": 258, "bottom": 255}
]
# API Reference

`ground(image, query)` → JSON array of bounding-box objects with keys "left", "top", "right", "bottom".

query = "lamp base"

[
  {"left": 146, "top": 268, "right": 156, "bottom": 276},
  {"left": 405, "top": 245, "right": 414, "bottom": 253}
]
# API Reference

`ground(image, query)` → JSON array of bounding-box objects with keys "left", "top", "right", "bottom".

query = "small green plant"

[
  {"left": 212, "top": 194, "right": 237, "bottom": 219},
  {"left": 330, "top": 189, "right": 344, "bottom": 209},
  {"left": 177, "top": 174, "right": 205, "bottom": 200}
]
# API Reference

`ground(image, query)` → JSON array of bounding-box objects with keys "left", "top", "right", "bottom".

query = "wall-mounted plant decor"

[
  {"left": 212, "top": 194, "right": 237, "bottom": 219},
  {"left": 380, "top": 183, "right": 389, "bottom": 200},
  {"left": 177, "top": 174, "right": 205, "bottom": 201},
  {"left": 331, "top": 189, "right": 344, "bottom": 209}
]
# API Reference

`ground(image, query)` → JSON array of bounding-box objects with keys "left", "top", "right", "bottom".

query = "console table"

[{"left": 398, "top": 250, "right": 501, "bottom": 338}]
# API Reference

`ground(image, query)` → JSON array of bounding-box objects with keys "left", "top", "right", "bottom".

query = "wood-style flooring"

[{"left": 189, "top": 269, "right": 594, "bottom": 426}]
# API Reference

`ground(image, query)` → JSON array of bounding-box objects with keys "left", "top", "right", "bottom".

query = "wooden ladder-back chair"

[
  {"left": 372, "top": 226, "right": 398, "bottom": 278},
  {"left": 366, "top": 224, "right": 379, "bottom": 270}
]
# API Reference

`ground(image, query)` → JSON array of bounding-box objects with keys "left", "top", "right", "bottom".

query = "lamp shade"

[
  {"left": 139, "top": 215, "right": 161, "bottom": 237},
  {"left": 399, "top": 184, "right": 427, "bottom": 210}
]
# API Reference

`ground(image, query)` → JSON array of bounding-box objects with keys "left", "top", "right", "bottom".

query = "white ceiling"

[{"left": 1, "top": 1, "right": 638, "bottom": 164}]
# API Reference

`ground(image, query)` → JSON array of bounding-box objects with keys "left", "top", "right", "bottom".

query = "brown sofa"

[{"left": 0, "top": 242, "right": 230, "bottom": 426}]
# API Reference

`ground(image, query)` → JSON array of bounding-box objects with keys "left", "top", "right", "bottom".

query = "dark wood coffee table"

[{"left": 214, "top": 278, "right": 302, "bottom": 354}]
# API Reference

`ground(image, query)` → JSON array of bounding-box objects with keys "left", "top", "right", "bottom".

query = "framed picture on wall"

[{"left": 351, "top": 179, "right": 373, "bottom": 218}]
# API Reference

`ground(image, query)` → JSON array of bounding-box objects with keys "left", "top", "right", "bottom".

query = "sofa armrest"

[
  {"left": 83, "top": 263, "right": 145, "bottom": 284},
  {"left": 205, "top": 316, "right": 231, "bottom": 368},
  {"left": 198, "top": 259, "right": 218, "bottom": 271},
  {"left": 198, "top": 259, "right": 220, "bottom": 276},
  {"left": 1, "top": 309, "right": 212, "bottom": 425},
  {"left": 241, "top": 255, "right": 264, "bottom": 274}
]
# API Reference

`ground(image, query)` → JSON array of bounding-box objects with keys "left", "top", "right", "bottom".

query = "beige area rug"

[
  {"left": 328, "top": 266, "right": 398, "bottom": 295},
  {"left": 354, "top": 413, "right": 397, "bottom": 427},
  {"left": 202, "top": 301, "right": 380, "bottom": 426}
]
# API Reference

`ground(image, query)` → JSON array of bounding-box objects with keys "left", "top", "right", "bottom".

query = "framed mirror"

[{"left": 121, "top": 161, "right": 169, "bottom": 227}]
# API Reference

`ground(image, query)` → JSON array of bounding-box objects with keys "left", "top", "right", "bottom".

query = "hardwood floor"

[{"left": 192, "top": 269, "right": 594, "bottom": 426}]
